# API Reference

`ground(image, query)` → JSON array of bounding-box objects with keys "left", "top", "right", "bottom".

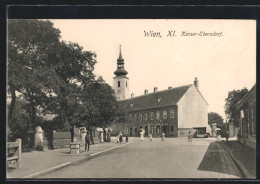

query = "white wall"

[{"left": 177, "top": 85, "right": 209, "bottom": 131}]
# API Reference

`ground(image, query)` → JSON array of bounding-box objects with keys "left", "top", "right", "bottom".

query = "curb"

[
  {"left": 22, "top": 162, "right": 72, "bottom": 178},
  {"left": 221, "top": 141, "right": 254, "bottom": 179},
  {"left": 23, "top": 142, "right": 131, "bottom": 178}
]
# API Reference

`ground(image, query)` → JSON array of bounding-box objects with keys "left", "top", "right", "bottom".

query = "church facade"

[{"left": 111, "top": 47, "right": 210, "bottom": 137}]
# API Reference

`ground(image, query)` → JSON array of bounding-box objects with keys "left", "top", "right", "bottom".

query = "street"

[{"left": 40, "top": 138, "right": 243, "bottom": 178}]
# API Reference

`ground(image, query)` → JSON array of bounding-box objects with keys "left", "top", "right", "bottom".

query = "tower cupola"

[{"left": 114, "top": 45, "right": 128, "bottom": 76}]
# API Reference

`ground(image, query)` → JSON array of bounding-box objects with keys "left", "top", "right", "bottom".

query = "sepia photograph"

[{"left": 6, "top": 19, "right": 256, "bottom": 179}]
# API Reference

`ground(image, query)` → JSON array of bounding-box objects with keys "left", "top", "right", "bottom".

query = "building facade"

[
  {"left": 237, "top": 84, "right": 256, "bottom": 149},
  {"left": 111, "top": 47, "right": 209, "bottom": 137}
]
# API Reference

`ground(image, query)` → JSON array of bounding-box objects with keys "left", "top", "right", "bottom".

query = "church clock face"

[{"left": 117, "top": 89, "right": 121, "bottom": 94}]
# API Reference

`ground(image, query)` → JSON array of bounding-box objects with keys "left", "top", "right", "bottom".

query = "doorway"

[{"left": 156, "top": 125, "right": 161, "bottom": 136}]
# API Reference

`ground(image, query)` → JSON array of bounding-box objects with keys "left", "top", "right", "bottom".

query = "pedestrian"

[
  {"left": 226, "top": 131, "right": 229, "bottom": 142},
  {"left": 188, "top": 131, "right": 192, "bottom": 142},
  {"left": 119, "top": 131, "right": 123, "bottom": 143},
  {"left": 216, "top": 131, "right": 221, "bottom": 142},
  {"left": 126, "top": 135, "right": 128, "bottom": 143},
  {"left": 149, "top": 133, "right": 153, "bottom": 142},
  {"left": 85, "top": 131, "right": 91, "bottom": 151},
  {"left": 140, "top": 128, "right": 145, "bottom": 141},
  {"left": 116, "top": 135, "right": 119, "bottom": 143},
  {"left": 161, "top": 132, "right": 165, "bottom": 141}
]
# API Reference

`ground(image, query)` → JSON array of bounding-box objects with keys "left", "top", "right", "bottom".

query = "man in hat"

[{"left": 85, "top": 132, "right": 91, "bottom": 151}]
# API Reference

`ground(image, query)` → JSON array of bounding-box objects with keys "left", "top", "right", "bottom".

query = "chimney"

[
  {"left": 131, "top": 93, "right": 135, "bottom": 98},
  {"left": 168, "top": 86, "right": 172, "bottom": 90},
  {"left": 194, "top": 77, "right": 199, "bottom": 90},
  {"left": 144, "top": 89, "right": 148, "bottom": 95},
  {"left": 154, "top": 87, "right": 158, "bottom": 93}
]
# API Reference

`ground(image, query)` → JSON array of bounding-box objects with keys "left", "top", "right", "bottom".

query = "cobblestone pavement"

[{"left": 40, "top": 137, "right": 242, "bottom": 178}]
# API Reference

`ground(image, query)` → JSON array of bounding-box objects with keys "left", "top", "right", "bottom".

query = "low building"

[{"left": 237, "top": 84, "right": 256, "bottom": 149}]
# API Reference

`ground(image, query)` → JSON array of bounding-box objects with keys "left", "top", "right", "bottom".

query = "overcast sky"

[{"left": 50, "top": 19, "right": 256, "bottom": 119}]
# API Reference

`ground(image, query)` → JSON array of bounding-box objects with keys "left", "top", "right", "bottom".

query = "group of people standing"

[
  {"left": 116, "top": 131, "right": 128, "bottom": 143},
  {"left": 148, "top": 132, "right": 166, "bottom": 142}
]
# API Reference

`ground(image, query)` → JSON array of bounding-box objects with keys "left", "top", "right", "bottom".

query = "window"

[
  {"left": 125, "top": 128, "right": 129, "bottom": 134},
  {"left": 170, "top": 109, "right": 174, "bottom": 118},
  {"left": 118, "top": 81, "right": 120, "bottom": 87},
  {"left": 126, "top": 81, "right": 127, "bottom": 87},
  {"left": 163, "top": 110, "right": 167, "bottom": 119},
  {"left": 145, "top": 113, "right": 148, "bottom": 121},
  {"left": 139, "top": 114, "right": 142, "bottom": 121},
  {"left": 134, "top": 114, "right": 137, "bottom": 122},
  {"left": 156, "top": 111, "right": 160, "bottom": 120},
  {"left": 129, "top": 114, "right": 133, "bottom": 121},
  {"left": 150, "top": 112, "right": 154, "bottom": 120}
]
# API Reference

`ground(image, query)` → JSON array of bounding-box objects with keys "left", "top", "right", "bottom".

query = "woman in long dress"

[{"left": 140, "top": 129, "right": 145, "bottom": 141}]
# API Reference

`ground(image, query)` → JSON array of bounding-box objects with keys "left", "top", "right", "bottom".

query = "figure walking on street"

[
  {"left": 149, "top": 133, "right": 153, "bottom": 142},
  {"left": 216, "top": 131, "right": 221, "bottom": 142},
  {"left": 85, "top": 132, "right": 91, "bottom": 151},
  {"left": 161, "top": 132, "right": 165, "bottom": 141},
  {"left": 188, "top": 131, "right": 192, "bottom": 142},
  {"left": 226, "top": 131, "right": 229, "bottom": 142},
  {"left": 116, "top": 135, "right": 119, "bottom": 143},
  {"left": 119, "top": 131, "right": 123, "bottom": 143},
  {"left": 126, "top": 135, "right": 128, "bottom": 143}
]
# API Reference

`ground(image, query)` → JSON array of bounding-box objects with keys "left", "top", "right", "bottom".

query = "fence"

[{"left": 7, "top": 139, "right": 22, "bottom": 169}]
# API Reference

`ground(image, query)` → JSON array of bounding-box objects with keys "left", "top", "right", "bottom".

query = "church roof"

[{"left": 118, "top": 84, "right": 192, "bottom": 112}]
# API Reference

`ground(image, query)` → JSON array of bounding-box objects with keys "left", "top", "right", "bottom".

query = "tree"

[
  {"left": 45, "top": 41, "right": 97, "bottom": 131},
  {"left": 82, "top": 79, "right": 119, "bottom": 128},
  {"left": 8, "top": 19, "right": 61, "bottom": 129},
  {"left": 8, "top": 19, "right": 120, "bottom": 143},
  {"left": 225, "top": 88, "right": 249, "bottom": 126},
  {"left": 208, "top": 112, "right": 223, "bottom": 126}
]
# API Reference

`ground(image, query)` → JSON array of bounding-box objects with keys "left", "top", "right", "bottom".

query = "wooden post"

[{"left": 15, "top": 139, "right": 21, "bottom": 168}]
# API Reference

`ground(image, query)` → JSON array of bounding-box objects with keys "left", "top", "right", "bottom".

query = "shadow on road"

[{"left": 197, "top": 142, "right": 243, "bottom": 178}]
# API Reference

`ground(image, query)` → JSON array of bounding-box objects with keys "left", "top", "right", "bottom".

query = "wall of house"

[
  {"left": 238, "top": 88, "right": 256, "bottom": 149},
  {"left": 177, "top": 85, "right": 209, "bottom": 133},
  {"left": 111, "top": 106, "right": 178, "bottom": 137}
]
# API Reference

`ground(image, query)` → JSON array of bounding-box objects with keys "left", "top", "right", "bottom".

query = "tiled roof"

[{"left": 118, "top": 84, "right": 192, "bottom": 112}]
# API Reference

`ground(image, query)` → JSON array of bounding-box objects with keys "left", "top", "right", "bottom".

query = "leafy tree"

[
  {"left": 8, "top": 19, "right": 120, "bottom": 144},
  {"left": 82, "top": 79, "right": 118, "bottom": 128},
  {"left": 8, "top": 19, "right": 61, "bottom": 129},
  {"left": 225, "top": 88, "right": 249, "bottom": 126},
  {"left": 208, "top": 112, "right": 223, "bottom": 126},
  {"left": 45, "top": 41, "right": 97, "bottom": 131}
]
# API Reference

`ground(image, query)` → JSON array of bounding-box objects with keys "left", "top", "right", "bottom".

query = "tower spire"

[{"left": 114, "top": 45, "right": 128, "bottom": 76}]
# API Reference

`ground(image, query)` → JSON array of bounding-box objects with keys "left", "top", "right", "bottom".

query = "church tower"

[{"left": 113, "top": 45, "right": 129, "bottom": 100}]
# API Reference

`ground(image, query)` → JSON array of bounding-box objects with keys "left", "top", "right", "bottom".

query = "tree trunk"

[{"left": 8, "top": 83, "right": 16, "bottom": 124}]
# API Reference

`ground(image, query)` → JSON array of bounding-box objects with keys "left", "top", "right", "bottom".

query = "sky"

[{"left": 50, "top": 19, "right": 256, "bottom": 119}]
